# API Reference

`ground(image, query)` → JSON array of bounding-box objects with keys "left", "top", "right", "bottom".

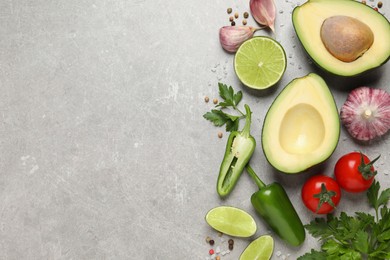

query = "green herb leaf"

[
  {"left": 367, "top": 179, "right": 390, "bottom": 222},
  {"left": 379, "top": 206, "right": 390, "bottom": 224},
  {"left": 204, "top": 83, "right": 247, "bottom": 133},
  {"left": 217, "top": 83, "right": 235, "bottom": 108},
  {"left": 367, "top": 180, "right": 380, "bottom": 209},
  {"left": 203, "top": 110, "right": 228, "bottom": 127},
  {"left": 322, "top": 239, "right": 342, "bottom": 255},
  {"left": 355, "top": 212, "right": 375, "bottom": 224},
  {"left": 217, "top": 83, "right": 243, "bottom": 109},
  {"left": 233, "top": 90, "right": 243, "bottom": 106},
  {"left": 352, "top": 230, "right": 369, "bottom": 253},
  {"left": 304, "top": 217, "right": 330, "bottom": 239},
  {"left": 203, "top": 109, "right": 241, "bottom": 132},
  {"left": 301, "top": 180, "right": 390, "bottom": 259},
  {"left": 340, "top": 250, "right": 361, "bottom": 260},
  {"left": 225, "top": 118, "right": 239, "bottom": 132},
  {"left": 377, "top": 228, "right": 390, "bottom": 242},
  {"left": 369, "top": 237, "right": 390, "bottom": 259},
  {"left": 377, "top": 187, "right": 390, "bottom": 208}
]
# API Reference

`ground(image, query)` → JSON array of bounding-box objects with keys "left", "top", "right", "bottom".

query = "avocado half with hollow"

[
  {"left": 262, "top": 73, "right": 340, "bottom": 174},
  {"left": 292, "top": 0, "right": 390, "bottom": 77}
]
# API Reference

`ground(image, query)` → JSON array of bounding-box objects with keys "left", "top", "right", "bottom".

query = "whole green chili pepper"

[
  {"left": 217, "top": 104, "right": 256, "bottom": 198},
  {"left": 246, "top": 165, "right": 305, "bottom": 246}
]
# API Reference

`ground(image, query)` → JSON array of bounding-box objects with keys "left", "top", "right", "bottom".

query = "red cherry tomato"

[
  {"left": 301, "top": 175, "right": 341, "bottom": 214},
  {"left": 334, "top": 152, "right": 379, "bottom": 193}
]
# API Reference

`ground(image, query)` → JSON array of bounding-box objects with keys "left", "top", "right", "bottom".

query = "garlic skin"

[
  {"left": 340, "top": 87, "right": 390, "bottom": 141},
  {"left": 250, "top": 0, "right": 276, "bottom": 32},
  {"left": 219, "top": 26, "right": 258, "bottom": 53}
]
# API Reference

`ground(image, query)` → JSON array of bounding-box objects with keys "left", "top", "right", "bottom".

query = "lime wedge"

[
  {"left": 240, "top": 235, "right": 274, "bottom": 260},
  {"left": 234, "top": 36, "right": 287, "bottom": 90},
  {"left": 205, "top": 206, "right": 257, "bottom": 237}
]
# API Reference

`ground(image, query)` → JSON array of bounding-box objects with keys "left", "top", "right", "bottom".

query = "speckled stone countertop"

[{"left": 0, "top": 0, "right": 389, "bottom": 259}]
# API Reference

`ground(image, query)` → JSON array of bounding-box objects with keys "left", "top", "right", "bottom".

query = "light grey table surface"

[{"left": 0, "top": 0, "right": 389, "bottom": 259}]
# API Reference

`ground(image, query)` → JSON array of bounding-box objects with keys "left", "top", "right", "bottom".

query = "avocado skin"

[{"left": 292, "top": 0, "right": 390, "bottom": 77}]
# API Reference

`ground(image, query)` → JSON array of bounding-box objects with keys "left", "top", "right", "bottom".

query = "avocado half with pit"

[
  {"left": 262, "top": 73, "right": 340, "bottom": 174},
  {"left": 292, "top": 0, "right": 390, "bottom": 77}
]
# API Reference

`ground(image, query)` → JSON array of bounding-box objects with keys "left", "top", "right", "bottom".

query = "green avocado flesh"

[
  {"left": 293, "top": 0, "right": 390, "bottom": 77},
  {"left": 262, "top": 73, "right": 340, "bottom": 174}
]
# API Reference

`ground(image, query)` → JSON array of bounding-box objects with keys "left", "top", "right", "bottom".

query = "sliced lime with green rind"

[
  {"left": 205, "top": 206, "right": 257, "bottom": 237},
  {"left": 240, "top": 235, "right": 274, "bottom": 260},
  {"left": 234, "top": 36, "right": 287, "bottom": 90}
]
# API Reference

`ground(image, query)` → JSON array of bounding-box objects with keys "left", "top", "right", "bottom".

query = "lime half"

[
  {"left": 205, "top": 206, "right": 257, "bottom": 237},
  {"left": 240, "top": 235, "right": 274, "bottom": 260},
  {"left": 234, "top": 36, "right": 287, "bottom": 90}
]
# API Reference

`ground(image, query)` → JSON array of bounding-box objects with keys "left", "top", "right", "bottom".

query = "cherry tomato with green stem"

[
  {"left": 301, "top": 175, "right": 341, "bottom": 214},
  {"left": 334, "top": 152, "right": 380, "bottom": 193}
]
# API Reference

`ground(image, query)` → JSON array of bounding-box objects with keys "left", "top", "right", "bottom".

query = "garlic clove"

[
  {"left": 250, "top": 0, "right": 276, "bottom": 32},
  {"left": 340, "top": 87, "right": 390, "bottom": 141},
  {"left": 219, "top": 26, "right": 258, "bottom": 53}
]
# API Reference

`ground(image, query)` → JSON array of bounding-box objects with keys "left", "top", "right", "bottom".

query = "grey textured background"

[{"left": 0, "top": 0, "right": 389, "bottom": 259}]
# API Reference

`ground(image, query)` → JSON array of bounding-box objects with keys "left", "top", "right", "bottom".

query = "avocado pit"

[{"left": 320, "top": 16, "right": 374, "bottom": 62}]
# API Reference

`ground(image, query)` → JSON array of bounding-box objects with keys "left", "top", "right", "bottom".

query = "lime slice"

[
  {"left": 234, "top": 36, "right": 287, "bottom": 90},
  {"left": 205, "top": 206, "right": 257, "bottom": 237},
  {"left": 240, "top": 235, "right": 274, "bottom": 260}
]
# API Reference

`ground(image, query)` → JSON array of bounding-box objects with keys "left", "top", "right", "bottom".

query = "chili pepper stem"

[
  {"left": 246, "top": 165, "right": 266, "bottom": 189},
  {"left": 241, "top": 104, "right": 252, "bottom": 138}
]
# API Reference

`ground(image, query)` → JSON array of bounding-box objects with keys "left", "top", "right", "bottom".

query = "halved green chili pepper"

[
  {"left": 217, "top": 104, "right": 256, "bottom": 198},
  {"left": 246, "top": 165, "right": 305, "bottom": 246}
]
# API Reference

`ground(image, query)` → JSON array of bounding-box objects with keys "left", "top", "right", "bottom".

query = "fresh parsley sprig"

[
  {"left": 299, "top": 180, "right": 390, "bottom": 260},
  {"left": 367, "top": 180, "right": 390, "bottom": 221},
  {"left": 203, "top": 83, "right": 246, "bottom": 132}
]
